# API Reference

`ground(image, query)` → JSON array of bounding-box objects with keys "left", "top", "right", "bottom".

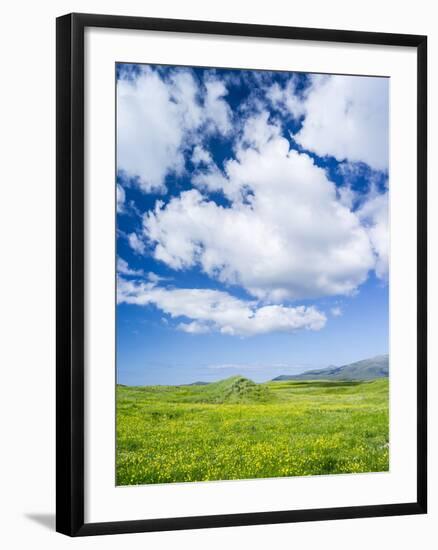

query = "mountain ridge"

[{"left": 272, "top": 354, "right": 389, "bottom": 381}]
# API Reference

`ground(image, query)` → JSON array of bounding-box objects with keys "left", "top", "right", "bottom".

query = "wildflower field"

[{"left": 116, "top": 376, "right": 389, "bottom": 485}]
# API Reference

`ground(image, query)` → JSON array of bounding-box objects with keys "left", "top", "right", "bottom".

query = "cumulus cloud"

[
  {"left": 203, "top": 78, "right": 232, "bottom": 135},
  {"left": 117, "top": 277, "right": 326, "bottom": 336},
  {"left": 117, "top": 257, "right": 143, "bottom": 276},
  {"left": 117, "top": 67, "right": 232, "bottom": 193},
  {"left": 191, "top": 145, "right": 213, "bottom": 166},
  {"left": 191, "top": 145, "right": 229, "bottom": 193},
  {"left": 116, "top": 184, "right": 125, "bottom": 213},
  {"left": 146, "top": 272, "right": 165, "bottom": 284},
  {"left": 177, "top": 321, "right": 212, "bottom": 334},
  {"left": 358, "top": 191, "right": 389, "bottom": 279},
  {"left": 117, "top": 258, "right": 169, "bottom": 285},
  {"left": 143, "top": 113, "right": 376, "bottom": 301},
  {"left": 293, "top": 74, "right": 389, "bottom": 171},
  {"left": 117, "top": 68, "right": 389, "bottom": 341},
  {"left": 240, "top": 110, "right": 281, "bottom": 151},
  {"left": 127, "top": 232, "right": 146, "bottom": 255},
  {"left": 266, "top": 76, "right": 306, "bottom": 119}
]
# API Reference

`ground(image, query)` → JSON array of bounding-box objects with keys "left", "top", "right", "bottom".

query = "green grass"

[{"left": 116, "top": 376, "right": 389, "bottom": 485}]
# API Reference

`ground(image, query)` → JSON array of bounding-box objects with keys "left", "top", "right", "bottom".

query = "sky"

[{"left": 116, "top": 63, "right": 389, "bottom": 386}]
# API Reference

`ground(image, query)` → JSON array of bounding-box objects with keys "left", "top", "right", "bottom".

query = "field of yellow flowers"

[{"left": 116, "top": 376, "right": 389, "bottom": 485}]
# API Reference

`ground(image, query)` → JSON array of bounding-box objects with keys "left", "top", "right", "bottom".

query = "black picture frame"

[{"left": 56, "top": 12, "right": 427, "bottom": 537}]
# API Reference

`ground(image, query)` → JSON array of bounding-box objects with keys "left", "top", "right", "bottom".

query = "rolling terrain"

[{"left": 116, "top": 369, "right": 389, "bottom": 486}]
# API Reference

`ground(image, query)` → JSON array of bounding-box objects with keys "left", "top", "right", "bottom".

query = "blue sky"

[{"left": 116, "top": 63, "right": 389, "bottom": 385}]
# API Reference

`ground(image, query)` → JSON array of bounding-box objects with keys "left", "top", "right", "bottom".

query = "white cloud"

[
  {"left": 191, "top": 144, "right": 229, "bottom": 194},
  {"left": 330, "top": 306, "right": 343, "bottom": 317},
  {"left": 117, "top": 68, "right": 232, "bottom": 193},
  {"left": 177, "top": 321, "right": 212, "bottom": 334},
  {"left": 240, "top": 110, "right": 280, "bottom": 151},
  {"left": 117, "top": 69, "right": 185, "bottom": 193},
  {"left": 358, "top": 191, "right": 389, "bottom": 279},
  {"left": 117, "top": 257, "right": 143, "bottom": 276},
  {"left": 266, "top": 76, "right": 306, "bottom": 120},
  {"left": 203, "top": 78, "right": 232, "bottom": 135},
  {"left": 127, "top": 232, "right": 146, "bottom": 255},
  {"left": 117, "top": 258, "right": 168, "bottom": 284},
  {"left": 143, "top": 113, "right": 376, "bottom": 301},
  {"left": 147, "top": 271, "right": 170, "bottom": 284},
  {"left": 191, "top": 145, "right": 212, "bottom": 166},
  {"left": 117, "top": 277, "right": 326, "bottom": 336},
  {"left": 192, "top": 169, "right": 229, "bottom": 195},
  {"left": 116, "top": 184, "right": 126, "bottom": 213},
  {"left": 170, "top": 70, "right": 204, "bottom": 129},
  {"left": 293, "top": 75, "right": 389, "bottom": 171},
  {"left": 337, "top": 185, "right": 356, "bottom": 210}
]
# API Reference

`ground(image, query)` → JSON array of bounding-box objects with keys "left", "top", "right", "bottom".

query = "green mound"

[
  {"left": 203, "top": 376, "right": 272, "bottom": 403},
  {"left": 118, "top": 377, "right": 273, "bottom": 405},
  {"left": 171, "top": 376, "right": 273, "bottom": 404}
]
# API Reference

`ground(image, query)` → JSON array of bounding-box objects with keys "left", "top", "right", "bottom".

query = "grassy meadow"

[{"left": 116, "top": 376, "right": 389, "bottom": 486}]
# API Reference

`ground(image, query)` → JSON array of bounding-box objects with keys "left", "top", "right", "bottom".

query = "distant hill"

[
  {"left": 180, "top": 381, "right": 210, "bottom": 386},
  {"left": 272, "top": 355, "right": 389, "bottom": 381}
]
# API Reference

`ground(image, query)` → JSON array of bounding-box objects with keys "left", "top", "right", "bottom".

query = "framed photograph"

[{"left": 56, "top": 13, "right": 427, "bottom": 536}]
